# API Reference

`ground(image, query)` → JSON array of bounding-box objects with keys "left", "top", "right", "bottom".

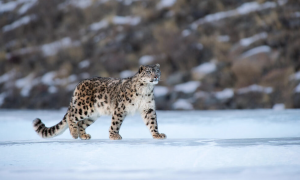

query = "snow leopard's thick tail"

[{"left": 33, "top": 113, "right": 69, "bottom": 138}]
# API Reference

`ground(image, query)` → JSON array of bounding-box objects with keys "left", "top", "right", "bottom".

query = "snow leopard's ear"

[
  {"left": 156, "top": 64, "right": 160, "bottom": 68},
  {"left": 139, "top": 65, "right": 145, "bottom": 74}
]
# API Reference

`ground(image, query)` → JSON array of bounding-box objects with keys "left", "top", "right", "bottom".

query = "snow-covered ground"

[{"left": 0, "top": 110, "right": 300, "bottom": 180}]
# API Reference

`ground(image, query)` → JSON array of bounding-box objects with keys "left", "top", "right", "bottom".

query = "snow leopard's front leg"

[
  {"left": 142, "top": 108, "right": 166, "bottom": 139},
  {"left": 109, "top": 110, "right": 126, "bottom": 140}
]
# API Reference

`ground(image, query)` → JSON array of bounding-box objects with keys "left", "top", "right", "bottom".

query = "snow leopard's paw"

[
  {"left": 109, "top": 133, "right": 122, "bottom": 140},
  {"left": 80, "top": 133, "right": 91, "bottom": 140},
  {"left": 153, "top": 133, "right": 167, "bottom": 139}
]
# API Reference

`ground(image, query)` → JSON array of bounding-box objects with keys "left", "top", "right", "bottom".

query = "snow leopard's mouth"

[{"left": 150, "top": 77, "right": 159, "bottom": 84}]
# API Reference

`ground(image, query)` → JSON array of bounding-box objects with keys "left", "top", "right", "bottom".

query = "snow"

[
  {"left": 78, "top": 59, "right": 90, "bottom": 69},
  {"left": 58, "top": 0, "right": 93, "bottom": 9},
  {"left": 0, "top": 0, "right": 37, "bottom": 14},
  {"left": 192, "top": 61, "right": 217, "bottom": 78},
  {"left": 237, "top": 1, "right": 276, "bottom": 14},
  {"left": 0, "top": 110, "right": 300, "bottom": 180},
  {"left": 295, "top": 83, "right": 300, "bottom": 93},
  {"left": 0, "top": 69, "right": 16, "bottom": 84},
  {"left": 156, "top": 0, "right": 177, "bottom": 9},
  {"left": 174, "top": 81, "right": 201, "bottom": 94},
  {"left": 242, "top": 45, "right": 271, "bottom": 58},
  {"left": 218, "top": 35, "right": 230, "bottom": 42},
  {"left": 120, "top": 70, "right": 136, "bottom": 78},
  {"left": 172, "top": 99, "right": 193, "bottom": 110},
  {"left": 41, "top": 71, "right": 78, "bottom": 90},
  {"left": 40, "top": 37, "right": 77, "bottom": 56},
  {"left": 68, "top": 74, "right": 77, "bottom": 83},
  {"left": 2, "top": 15, "right": 36, "bottom": 32},
  {"left": 18, "top": 0, "right": 37, "bottom": 15},
  {"left": 0, "top": 1, "right": 19, "bottom": 13},
  {"left": 238, "top": 84, "right": 273, "bottom": 94},
  {"left": 48, "top": 86, "right": 58, "bottom": 94},
  {"left": 196, "top": 43, "right": 203, "bottom": 50},
  {"left": 289, "top": 71, "right": 300, "bottom": 81},
  {"left": 278, "top": 0, "right": 288, "bottom": 6},
  {"left": 294, "top": 12, "right": 300, "bottom": 18},
  {"left": 273, "top": 104, "right": 285, "bottom": 111},
  {"left": 154, "top": 86, "right": 169, "bottom": 97},
  {"left": 181, "top": 29, "right": 191, "bottom": 37},
  {"left": 215, "top": 88, "right": 234, "bottom": 100},
  {"left": 113, "top": 16, "right": 141, "bottom": 26},
  {"left": 139, "top": 55, "right": 155, "bottom": 65},
  {"left": 15, "top": 73, "right": 37, "bottom": 97},
  {"left": 191, "top": 0, "right": 285, "bottom": 29},
  {"left": 41, "top": 71, "right": 57, "bottom": 86},
  {"left": 240, "top": 32, "right": 268, "bottom": 47},
  {"left": 89, "top": 19, "right": 108, "bottom": 31}
]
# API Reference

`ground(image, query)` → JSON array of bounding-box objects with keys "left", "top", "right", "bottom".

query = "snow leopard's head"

[{"left": 138, "top": 64, "right": 161, "bottom": 84}]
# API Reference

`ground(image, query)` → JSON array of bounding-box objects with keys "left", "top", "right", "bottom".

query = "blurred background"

[{"left": 0, "top": 0, "right": 299, "bottom": 110}]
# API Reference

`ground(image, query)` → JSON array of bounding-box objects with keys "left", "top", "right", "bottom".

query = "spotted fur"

[{"left": 33, "top": 64, "right": 166, "bottom": 140}]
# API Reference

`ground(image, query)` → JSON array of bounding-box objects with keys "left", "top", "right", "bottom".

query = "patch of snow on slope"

[
  {"left": 154, "top": 86, "right": 169, "bottom": 97},
  {"left": 78, "top": 59, "right": 90, "bottom": 69},
  {"left": 0, "top": 0, "right": 38, "bottom": 14},
  {"left": 192, "top": 61, "right": 217, "bottom": 75},
  {"left": 218, "top": 35, "right": 230, "bottom": 42},
  {"left": 48, "top": 86, "right": 58, "bottom": 94},
  {"left": 273, "top": 103, "right": 285, "bottom": 111},
  {"left": 0, "top": 1, "right": 19, "bottom": 13},
  {"left": 120, "top": 70, "right": 135, "bottom": 78},
  {"left": 89, "top": 19, "right": 108, "bottom": 31},
  {"left": 174, "top": 81, "right": 201, "bottom": 94},
  {"left": 40, "top": 37, "right": 78, "bottom": 56},
  {"left": 278, "top": 0, "right": 288, "bottom": 5},
  {"left": 295, "top": 83, "right": 300, "bottom": 93},
  {"left": 68, "top": 74, "right": 77, "bottom": 83},
  {"left": 294, "top": 12, "right": 300, "bottom": 18},
  {"left": 173, "top": 99, "right": 193, "bottom": 110},
  {"left": 242, "top": 45, "right": 271, "bottom": 58},
  {"left": 2, "top": 15, "right": 36, "bottom": 32},
  {"left": 238, "top": 84, "right": 273, "bottom": 94},
  {"left": 157, "top": 0, "right": 176, "bottom": 9},
  {"left": 139, "top": 55, "right": 155, "bottom": 65},
  {"left": 215, "top": 88, "right": 234, "bottom": 100},
  {"left": 0, "top": 69, "right": 16, "bottom": 84},
  {"left": 18, "top": 0, "right": 37, "bottom": 14},
  {"left": 15, "top": 73, "right": 38, "bottom": 97},
  {"left": 41, "top": 71, "right": 57, "bottom": 86},
  {"left": 113, "top": 16, "right": 141, "bottom": 26},
  {"left": 181, "top": 29, "right": 191, "bottom": 37},
  {"left": 191, "top": 0, "right": 286, "bottom": 29},
  {"left": 289, "top": 71, "right": 300, "bottom": 81},
  {"left": 70, "top": 0, "right": 93, "bottom": 9},
  {"left": 240, "top": 32, "right": 268, "bottom": 46},
  {"left": 236, "top": 1, "right": 276, "bottom": 15}
]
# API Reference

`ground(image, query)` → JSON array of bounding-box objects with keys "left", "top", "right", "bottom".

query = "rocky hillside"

[{"left": 0, "top": 0, "right": 300, "bottom": 110}]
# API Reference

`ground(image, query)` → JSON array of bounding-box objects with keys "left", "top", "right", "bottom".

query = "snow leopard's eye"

[{"left": 146, "top": 70, "right": 151, "bottom": 74}]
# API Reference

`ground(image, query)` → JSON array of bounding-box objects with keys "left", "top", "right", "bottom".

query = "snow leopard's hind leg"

[
  {"left": 77, "top": 118, "right": 96, "bottom": 140},
  {"left": 68, "top": 80, "right": 97, "bottom": 139}
]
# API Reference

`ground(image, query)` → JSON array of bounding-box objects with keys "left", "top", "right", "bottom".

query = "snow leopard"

[{"left": 33, "top": 64, "right": 166, "bottom": 140}]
